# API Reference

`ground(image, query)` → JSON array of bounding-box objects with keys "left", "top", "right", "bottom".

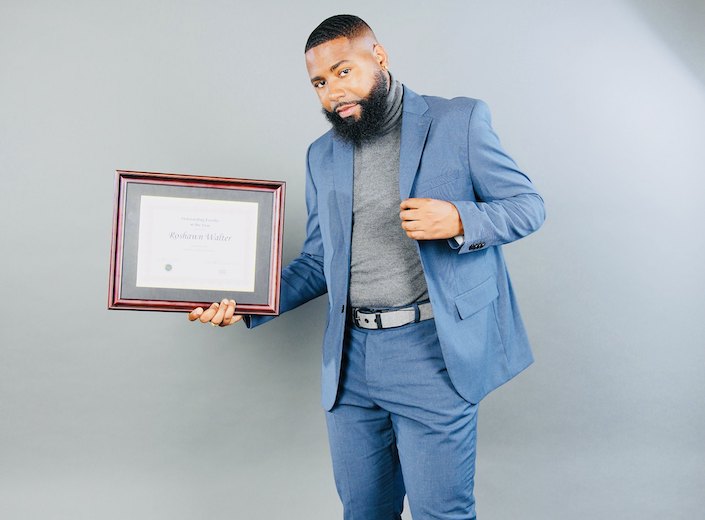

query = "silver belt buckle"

[{"left": 354, "top": 309, "right": 382, "bottom": 329}]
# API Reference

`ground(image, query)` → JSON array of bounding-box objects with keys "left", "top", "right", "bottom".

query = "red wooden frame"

[{"left": 108, "top": 170, "right": 285, "bottom": 314}]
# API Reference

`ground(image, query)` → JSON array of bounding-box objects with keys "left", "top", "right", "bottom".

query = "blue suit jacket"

[{"left": 248, "top": 86, "right": 545, "bottom": 410}]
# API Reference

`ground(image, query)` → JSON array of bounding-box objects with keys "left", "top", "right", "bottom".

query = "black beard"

[{"left": 322, "top": 70, "right": 390, "bottom": 146}]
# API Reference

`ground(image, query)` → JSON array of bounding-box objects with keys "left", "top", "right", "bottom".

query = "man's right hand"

[{"left": 188, "top": 299, "right": 243, "bottom": 327}]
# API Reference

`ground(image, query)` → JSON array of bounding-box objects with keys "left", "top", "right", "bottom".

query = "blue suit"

[{"left": 247, "top": 86, "right": 545, "bottom": 411}]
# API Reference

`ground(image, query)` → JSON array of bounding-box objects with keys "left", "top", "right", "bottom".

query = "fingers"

[
  {"left": 400, "top": 202, "right": 425, "bottom": 239},
  {"left": 189, "top": 299, "right": 241, "bottom": 328},
  {"left": 399, "top": 208, "right": 421, "bottom": 221},
  {"left": 188, "top": 307, "right": 204, "bottom": 321},
  {"left": 221, "top": 299, "right": 236, "bottom": 325},
  {"left": 199, "top": 302, "right": 221, "bottom": 323},
  {"left": 211, "top": 298, "right": 229, "bottom": 325},
  {"left": 400, "top": 219, "right": 421, "bottom": 232},
  {"left": 400, "top": 203, "right": 424, "bottom": 240},
  {"left": 222, "top": 314, "right": 243, "bottom": 326},
  {"left": 400, "top": 198, "right": 430, "bottom": 210},
  {"left": 405, "top": 230, "right": 426, "bottom": 240}
]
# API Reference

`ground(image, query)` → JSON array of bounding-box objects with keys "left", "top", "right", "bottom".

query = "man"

[{"left": 189, "top": 14, "right": 544, "bottom": 519}]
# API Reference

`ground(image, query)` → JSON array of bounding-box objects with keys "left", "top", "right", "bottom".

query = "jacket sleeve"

[
  {"left": 245, "top": 146, "right": 328, "bottom": 328},
  {"left": 447, "top": 99, "right": 545, "bottom": 254}
]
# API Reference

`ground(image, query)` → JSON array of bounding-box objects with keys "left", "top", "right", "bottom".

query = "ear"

[{"left": 372, "top": 43, "right": 389, "bottom": 70}]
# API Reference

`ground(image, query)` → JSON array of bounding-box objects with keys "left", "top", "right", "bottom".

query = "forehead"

[{"left": 305, "top": 36, "right": 373, "bottom": 76}]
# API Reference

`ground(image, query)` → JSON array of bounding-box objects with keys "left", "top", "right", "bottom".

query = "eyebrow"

[{"left": 310, "top": 60, "right": 352, "bottom": 83}]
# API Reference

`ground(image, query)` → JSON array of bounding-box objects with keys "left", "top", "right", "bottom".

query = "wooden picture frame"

[{"left": 108, "top": 170, "right": 285, "bottom": 314}]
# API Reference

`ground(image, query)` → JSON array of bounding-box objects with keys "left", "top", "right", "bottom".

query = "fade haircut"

[{"left": 305, "top": 15, "right": 374, "bottom": 53}]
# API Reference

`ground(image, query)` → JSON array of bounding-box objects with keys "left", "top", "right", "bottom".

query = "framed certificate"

[{"left": 108, "top": 170, "right": 285, "bottom": 314}]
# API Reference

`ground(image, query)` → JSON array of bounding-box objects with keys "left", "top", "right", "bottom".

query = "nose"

[{"left": 328, "top": 85, "right": 345, "bottom": 103}]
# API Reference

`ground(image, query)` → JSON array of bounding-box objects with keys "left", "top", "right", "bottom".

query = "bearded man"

[{"left": 190, "top": 14, "right": 545, "bottom": 520}]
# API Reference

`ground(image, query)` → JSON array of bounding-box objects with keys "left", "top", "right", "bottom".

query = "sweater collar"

[{"left": 378, "top": 74, "right": 403, "bottom": 135}]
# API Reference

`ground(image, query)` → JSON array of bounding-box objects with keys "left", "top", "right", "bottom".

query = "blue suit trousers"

[{"left": 325, "top": 318, "right": 479, "bottom": 520}]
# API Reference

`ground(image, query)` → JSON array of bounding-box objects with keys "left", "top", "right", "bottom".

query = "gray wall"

[{"left": 1, "top": 1, "right": 703, "bottom": 518}]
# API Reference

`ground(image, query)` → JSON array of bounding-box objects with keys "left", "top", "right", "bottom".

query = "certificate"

[
  {"left": 136, "top": 196, "right": 259, "bottom": 292},
  {"left": 108, "top": 171, "right": 285, "bottom": 314}
]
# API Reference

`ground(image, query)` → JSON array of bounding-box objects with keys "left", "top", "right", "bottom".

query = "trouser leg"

[
  {"left": 366, "top": 319, "right": 479, "bottom": 520},
  {"left": 393, "top": 405, "right": 477, "bottom": 519},
  {"left": 325, "top": 326, "right": 405, "bottom": 520}
]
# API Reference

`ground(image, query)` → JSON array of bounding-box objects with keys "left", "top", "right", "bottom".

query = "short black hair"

[{"left": 305, "top": 14, "right": 373, "bottom": 53}]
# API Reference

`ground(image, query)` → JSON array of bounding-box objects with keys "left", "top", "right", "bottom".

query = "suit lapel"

[
  {"left": 329, "top": 87, "right": 430, "bottom": 257},
  {"left": 332, "top": 136, "right": 354, "bottom": 258},
  {"left": 399, "top": 87, "right": 431, "bottom": 200}
]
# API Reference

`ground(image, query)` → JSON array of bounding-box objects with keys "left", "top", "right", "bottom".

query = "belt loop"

[
  {"left": 413, "top": 302, "right": 421, "bottom": 323},
  {"left": 374, "top": 312, "right": 383, "bottom": 329}
]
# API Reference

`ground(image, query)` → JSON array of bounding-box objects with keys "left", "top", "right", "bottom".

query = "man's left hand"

[{"left": 399, "top": 198, "right": 464, "bottom": 240}]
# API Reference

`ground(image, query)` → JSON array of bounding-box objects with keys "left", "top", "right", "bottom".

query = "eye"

[
  {"left": 339, "top": 68, "right": 351, "bottom": 77},
  {"left": 313, "top": 80, "right": 326, "bottom": 89}
]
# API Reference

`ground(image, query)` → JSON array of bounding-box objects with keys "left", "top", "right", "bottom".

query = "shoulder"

[
  {"left": 403, "top": 85, "right": 489, "bottom": 121},
  {"left": 305, "top": 130, "right": 338, "bottom": 182},
  {"left": 307, "top": 130, "right": 334, "bottom": 162},
  {"left": 308, "top": 128, "right": 331, "bottom": 148},
  {"left": 415, "top": 93, "right": 497, "bottom": 139},
  {"left": 421, "top": 94, "right": 489, "bottom": 121}
]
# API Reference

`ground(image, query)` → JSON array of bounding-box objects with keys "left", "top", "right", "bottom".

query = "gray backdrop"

[{"left": 1, "top": 0, "right": 703, "bottom": 518}]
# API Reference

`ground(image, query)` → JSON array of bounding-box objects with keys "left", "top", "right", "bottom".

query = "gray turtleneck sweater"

[{"left": 349, "top": 78, "right": 430, "bottom": 308}]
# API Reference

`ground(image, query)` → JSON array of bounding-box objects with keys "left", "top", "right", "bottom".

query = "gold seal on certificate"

[{"left": 108, "top": 170, "right": 285, "bottom": 315}]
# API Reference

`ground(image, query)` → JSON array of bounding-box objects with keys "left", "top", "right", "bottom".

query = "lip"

[{"left": 336, "top": 103, "right": 358, "bottom": 118}]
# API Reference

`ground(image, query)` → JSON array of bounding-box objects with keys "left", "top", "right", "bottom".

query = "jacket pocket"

[
  {"left": 414, "top": 170, "right": 462, "bottom": 193},
  {"left": 454, "top": 275, "right": 499, "bottom": 320}
]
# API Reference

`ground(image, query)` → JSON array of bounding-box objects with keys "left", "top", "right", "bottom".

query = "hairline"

[{"left": 305, "top": 31, "right": 379, "bottom": 56}]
